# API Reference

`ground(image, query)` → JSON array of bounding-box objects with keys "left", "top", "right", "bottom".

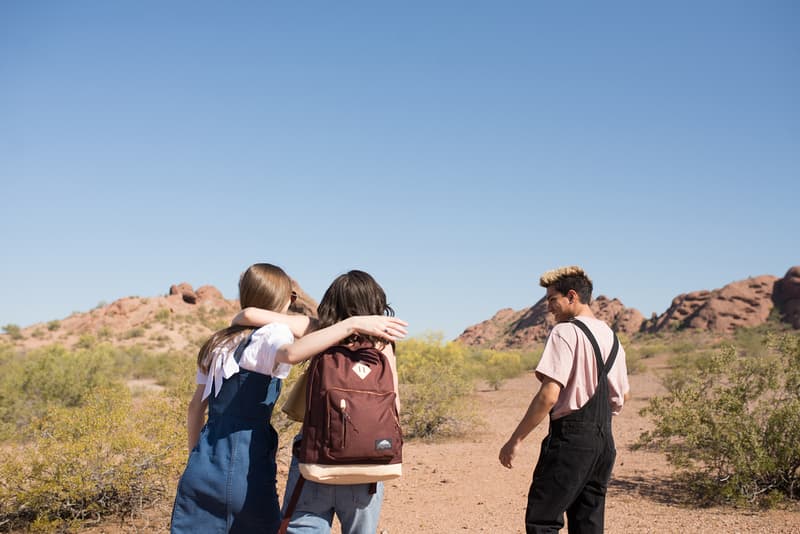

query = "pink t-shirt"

[{"left": 535, "top": 316, "right": 630, "bottom": 420}]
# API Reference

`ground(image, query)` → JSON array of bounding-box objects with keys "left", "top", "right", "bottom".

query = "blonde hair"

[
  {"left": 539, "top": 265, "right": 593, "bottom": 304},
  {"left": 197, "top": 263, "right": 293, "bottom": 373},
  {"left": 539, "top": 265, "right": 592, "bottom": 287}
]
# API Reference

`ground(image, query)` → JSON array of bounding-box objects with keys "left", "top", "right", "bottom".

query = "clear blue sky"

[{"left": 1, "top": 1, "right": 798, "bottom": 340}]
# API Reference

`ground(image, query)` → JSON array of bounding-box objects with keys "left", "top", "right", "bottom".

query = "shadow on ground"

[{"left": 610, "top": 474, "right": 698, "bottom": 507}]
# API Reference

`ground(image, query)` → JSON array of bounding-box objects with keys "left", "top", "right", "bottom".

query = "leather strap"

[{"left": 278, "top": 476, "right": 305, "bottom": 534}]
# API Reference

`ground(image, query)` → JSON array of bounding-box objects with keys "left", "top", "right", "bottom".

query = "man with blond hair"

[{"left": 499, "top": 266, "right": 630, "bottom": 533}]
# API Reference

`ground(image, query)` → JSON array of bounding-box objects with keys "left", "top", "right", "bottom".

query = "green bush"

[
  {"left": 0, "top": 386, "right": 185, "bottom": 531},
  {"left": 47, "top": 320, "right": 60, "bottom": 331},
  {"left": 2, "top": 323, "right": 22, "bottom": 340},
  {"left": 470, "top": 348, "right": 541, "bottom": 390},
  {"left": 124, "top": 327, "right": 146, "bottom": 339},
  {"left": 0, "top": 344, "right": 118, "bottom": 440},
  {"left": 396, "top": 335, "right": 476, "bottom": 438},
  {"left": 636, "top": 331, "right": 800, "bottom": 506}
]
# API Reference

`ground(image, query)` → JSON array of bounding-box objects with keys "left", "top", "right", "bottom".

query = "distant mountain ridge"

[
  {"left": 3, "top": 281, "right": 318, "bottom": 353},
  {"left": 4, "top": 267, "right": 799, "bottom": 354},
  {"left": 458, "top": 266, "right": 800, "bottom": 351}
]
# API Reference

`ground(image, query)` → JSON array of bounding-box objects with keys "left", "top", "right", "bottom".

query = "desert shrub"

[
  {"left": 2, "top": 323, "right": 22, "bottom": 340},
  {"left": 97, "top": 325, "right": 113, "bottom": 339},
  {"left": 75, "top": 333, "right": 97, "bottom": 349},
  {"left": 636, "top": 331, "right": 800, "bottom": 506},
  {"left": 470, "top": 348, "right": 541, "bottom": 390},
  {"left": 155, "top": 308, "right": 171, "bottom": 322},
  {"left": 124, "top": 327, "right": 145, "bottom": 339},
  {"left": 0, "top": 386, "right": 185, "bottom": 531},
  {"left": 134, "top": 349, "right": 197, "bottom": 397},
  {"left": 0, "top": 344, "right": 118, "bottom": 440},
  {"left": 47, "top": 320, "right": 60, "bottom": 331},
  {"left": 396, "top": 335, "right": 475, "bottom": 438}
]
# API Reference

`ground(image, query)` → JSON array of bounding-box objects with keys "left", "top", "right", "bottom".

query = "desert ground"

[{"left": 86, "top": 352, "right": 800, "bottom": 534}]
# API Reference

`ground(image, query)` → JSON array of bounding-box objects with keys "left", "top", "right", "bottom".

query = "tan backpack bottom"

[{"left": 298, "top": 462, "right": 402, "bottom": 484}]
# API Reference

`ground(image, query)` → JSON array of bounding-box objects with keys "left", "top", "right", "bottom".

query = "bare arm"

[
  {"left": 276, "top": 315, "right": 408, "bottom": 364},
  {"left": 187, "top": 384, "right": 208, "bottom": 452},
  {"left": 380, "top": 342, "right": 401, "bottom": 414},
  {"left": 498, "top": 376, "right": 561, "bottom": 469},
  {"left": 232, "top": 307, "right": 314, "bottom": 338}
]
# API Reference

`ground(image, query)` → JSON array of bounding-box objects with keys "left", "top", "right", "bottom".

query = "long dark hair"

[
  {"left": 317, "top": 270, "right": 394, "bottom": 347},
  {"left": 197, "top": 263, "right": 292, "bottom": 373}
]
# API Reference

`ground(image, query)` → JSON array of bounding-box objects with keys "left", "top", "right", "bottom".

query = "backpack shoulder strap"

[{"left": 570, "top": 319, "right": 619, "bottom": 375}]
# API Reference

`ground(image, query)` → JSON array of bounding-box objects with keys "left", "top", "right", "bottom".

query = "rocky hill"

[
  {"left": 3, "top": 281, "right": 318, "bottom": 353},
  {"left": 459, "top": 266, "right": 800, "bottom": 351}
]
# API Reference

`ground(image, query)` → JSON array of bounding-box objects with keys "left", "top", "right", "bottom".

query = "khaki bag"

[{"left": 281, "top": 364, "right": 309, "bottom": 422}]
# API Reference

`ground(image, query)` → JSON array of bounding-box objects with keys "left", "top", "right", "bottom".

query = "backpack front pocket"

[{"left": 326, "top": 389, "right": 400, "bottom": 462}]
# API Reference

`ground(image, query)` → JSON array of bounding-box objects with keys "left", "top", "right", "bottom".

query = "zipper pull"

[{"left": 340, "top": 399, "right": 347, "bottom": 411}]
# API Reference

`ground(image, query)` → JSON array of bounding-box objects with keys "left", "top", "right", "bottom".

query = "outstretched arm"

[
  {"left": 498, "top": 376, "right": 561, "bottom": 469},
  {"left": 276, "top": 316, "right": 408, "bottom": 364},
  {"left": 232, "top": 307, "right": 314, "bottom": 338}
]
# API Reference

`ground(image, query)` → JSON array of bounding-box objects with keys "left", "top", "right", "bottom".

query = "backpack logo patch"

[
  {"left": 352, "top": 362, "right": 372, "bottom": 380},
  {"left": 375, "top": 438, "right": 393, "bottom": 451}
]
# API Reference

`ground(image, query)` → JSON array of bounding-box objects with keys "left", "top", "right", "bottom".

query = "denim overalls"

[{"left": 171, "top": 335, "right": 283, "bottom": 533}]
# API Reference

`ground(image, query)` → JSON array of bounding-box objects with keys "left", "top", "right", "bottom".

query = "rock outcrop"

[
  {"left": 9, "top": 280, "right": 319, "bottom": 352},
  {"left": 169, "top": 282, "right": 198, "bottom": 304},
  {"left": 649, "top": 275, "right": 778, "bottom": 334},
  {"left": 592, "top": 296, "right": 645, "bottom": 334},
  {"left": 458, "top": 295, "right": 642, "bottom": 351},
  {"left": 774, "top": 266, "right": 800, "bottom": 328}
]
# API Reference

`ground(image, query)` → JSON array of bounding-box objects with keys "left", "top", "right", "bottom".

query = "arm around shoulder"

[
  {"left": 276, "top": 315, "right": 408, "bottom": 365},
  {"left": 232, "top": 307, "right": 312, "bottom": 338}
]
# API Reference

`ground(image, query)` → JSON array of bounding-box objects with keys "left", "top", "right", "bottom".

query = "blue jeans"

[{"left": 282, "top": 452, "right": 384, "bottom": 534}]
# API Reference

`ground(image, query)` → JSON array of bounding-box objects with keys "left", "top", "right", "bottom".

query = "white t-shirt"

[
  {"left": 196, "top": 323, "right": 294, "bottom": 400},
  {"left": 535, "top": 316, "right": 630, "bottom": 420}
]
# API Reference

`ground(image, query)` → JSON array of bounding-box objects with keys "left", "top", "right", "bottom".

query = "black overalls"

[{"left": 525, "top": 319, "right": 620, "bottom": 534}]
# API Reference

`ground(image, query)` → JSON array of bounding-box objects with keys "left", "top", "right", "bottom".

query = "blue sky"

[{"left": 1, "top": 1, "right": 798, "bottom": 340}]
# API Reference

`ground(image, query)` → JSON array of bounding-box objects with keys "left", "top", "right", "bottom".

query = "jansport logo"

[{"left": 375, "top": 439, "right": 392, "bottom": 450}]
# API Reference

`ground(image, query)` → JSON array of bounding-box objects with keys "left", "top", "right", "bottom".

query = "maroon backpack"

[{"left": 293, "top": 344, "right": 403, "bottom": 484}]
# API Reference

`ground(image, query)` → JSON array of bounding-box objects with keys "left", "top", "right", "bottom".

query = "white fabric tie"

[{"left": 201, "top": 344, "right": 241, "bottom": 401}]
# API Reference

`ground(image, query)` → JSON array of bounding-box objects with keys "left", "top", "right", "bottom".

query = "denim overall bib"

[
  {"left": 171, "top": 334, "right": 283, "bottom": 534},
  {"left": 525, "top": 319, "right": 619, "bottom": 534}
]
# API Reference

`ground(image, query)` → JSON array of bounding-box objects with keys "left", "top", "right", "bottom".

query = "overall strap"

[
  {"left": 570, "top": 319, "right": 619, "bottom": 377},
  {"left": 233, "top": 332, "right": 254, "bottom": 364}
]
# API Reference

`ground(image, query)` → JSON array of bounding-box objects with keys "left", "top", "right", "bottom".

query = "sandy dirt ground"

[{"left": 86, "top": 355, "right": 800, "bottom": 533}]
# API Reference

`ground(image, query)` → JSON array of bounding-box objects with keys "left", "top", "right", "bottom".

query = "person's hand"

[
  {"left": 499, "top": 439, "right": 519, "bottom": 469},
  {"left": 348, "top": 316, "right": 408, "bottom": 341}
]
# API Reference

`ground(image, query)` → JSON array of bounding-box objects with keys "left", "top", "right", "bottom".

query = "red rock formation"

[
  {"left": 592, "top": 296, "right": 645, "bottom": 335},
  {"left": 169, "top": 282, "right": 198, "bottom": 304},
  {"left": 649, "top": 275, "right": 778, "bottom": 334},
  {"left": 458, "top": 295, "right": 643, "bottom": 351},
  {"left": 289, "top": 278, "right": 318, "bottom": 318},
  {"left": 773, "top": 266, "right": 800, "bottom": 328},
  {"left": 196, "top": 285, "right": 225, "bottom": 302}
]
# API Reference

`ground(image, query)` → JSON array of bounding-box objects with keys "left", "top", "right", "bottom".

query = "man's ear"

[{"left": 567, "top": 289, "right": 578, "bottom": 304}]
